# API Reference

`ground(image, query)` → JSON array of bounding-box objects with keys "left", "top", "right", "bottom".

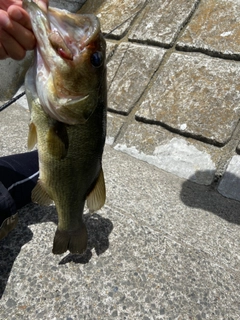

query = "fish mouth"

[
  {"left": 23, "top": 0, "right": 104, "bottom": 124},
  {"left": 23, "top": 0, "right": 100, "bottom": 64}
]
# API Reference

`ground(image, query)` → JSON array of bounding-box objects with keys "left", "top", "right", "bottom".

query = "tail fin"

[{"left": 52, "top": 224, "right": 88, "bottom": 255}]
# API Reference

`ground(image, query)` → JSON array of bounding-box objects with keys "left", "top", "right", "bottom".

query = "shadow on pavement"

[
  {"left": 180, "top": 171, "right": 240, "bottom": 225},
  {"left": 0, "top": 203, "right": 113, "bottom": 298}
]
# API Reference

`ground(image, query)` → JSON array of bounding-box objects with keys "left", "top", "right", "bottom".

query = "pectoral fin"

[
  {"left": 32, "top": 180, "right": 53, "bottom": 205},
  {"left": 46, "top": 78, "right": 97, "bottom": 125},
  {"left": 47, "top": 121, "right": 69, "bottom": 160},
  {"left": 87, "top": 168, "right": 106, "bottom": 212},
  {"left": 58, "top": 95, "right": 97, "bottom": 124},
  {"left": 28, "top": 122, "right": 37, "bottom": 150}
]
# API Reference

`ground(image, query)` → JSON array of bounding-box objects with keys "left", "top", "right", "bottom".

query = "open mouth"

[
  {"left": 23, "top": 1, "right": 100, "bottom": 62},
  {"left": 47, "top": 8, "right": 101, "bottom": 60}
]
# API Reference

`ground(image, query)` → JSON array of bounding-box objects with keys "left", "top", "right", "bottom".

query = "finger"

[
  {"left": 7, "top": 5, "right": 32, "bottom": 30},
  {"left": 0, "top": 10, "right": 9, "bottom": 29},
  {"left": 0, "top": 42, "right": 8, "bottom": 60},
  {"left": 0, "top": 1, "right": 22, "bottom": 11},
  {"left": 0, "top": 29, "right": 26, "bottom": 60},
  {"left": 0, "top": 11, "right": 13, "bottom": 58},
  {"left": 1, "top": 17, "right": 36, "bottom": 51}
]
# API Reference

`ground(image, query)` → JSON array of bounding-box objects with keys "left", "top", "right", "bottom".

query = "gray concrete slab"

[
  {"left": 218, "top": 155, "right": 240, "bottom": 201},
  {"left": 177, "top": 0, "right": 240, "bottom": 58},
  {"left": 1, "top": 0, "right": 240, "bottom": 318},
  {"left": 135, "top": 52, "right": 240, "bottom": 147},
  {"left": 114, "top": 121, "right": 219, "bottom": 185},
  {"left": 0, "top": 103, "right": 29, "bottom": 155},
  {"left": 107, "top": 42, "right": 166, "bottom": 115},
  {"left": 80, "top": 0, "right": 146, "bottom": 38},
  {"left": 0, "top": 52, "right": 32, "bottom": 101},
  {"left": 129, "top": 0, "right": 199, "bottom": 47},
  {"left": 0, "top": 106, "right": 240, "bottom": 319},
  {"left": 50, "top": 0, "right": 86, "bottom": 12}
]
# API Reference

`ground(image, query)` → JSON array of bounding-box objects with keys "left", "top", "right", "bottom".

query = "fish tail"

[{"left": 52, "top": 224, "right": 88, "bottom": 255}]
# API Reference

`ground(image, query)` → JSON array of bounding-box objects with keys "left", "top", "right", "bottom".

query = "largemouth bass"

[{"left": 23, "top": 0, "right": 107, "bottom": 255}]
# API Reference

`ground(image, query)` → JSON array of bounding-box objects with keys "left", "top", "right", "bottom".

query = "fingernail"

[{"left": 0, "top": 15, "right": 10, "bottom": 28}]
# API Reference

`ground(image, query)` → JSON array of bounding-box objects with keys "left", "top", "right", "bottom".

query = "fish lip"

[
  {"left": 48, "top": 7, "right": 101, "bottom": 49},
  {"left": 23, "top": 0, "right": 101, "bottom": 61}
]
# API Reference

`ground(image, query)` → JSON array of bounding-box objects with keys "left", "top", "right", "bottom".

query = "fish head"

[{"left": 23, "top": 0, "right": 106, "bottom": 124}]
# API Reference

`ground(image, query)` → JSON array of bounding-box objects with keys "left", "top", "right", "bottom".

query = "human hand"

[{"left": 0, "top": 0, "right": 48, "bottom": 60}]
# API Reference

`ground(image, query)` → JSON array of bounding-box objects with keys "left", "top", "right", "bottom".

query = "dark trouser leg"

[{"left": 0, "top": 150, "right": 39, "bottom": 240}]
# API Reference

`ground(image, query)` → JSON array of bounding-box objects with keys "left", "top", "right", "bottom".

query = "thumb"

[{"left": 7, "top": 6, "right": 32, "bottom": 30}]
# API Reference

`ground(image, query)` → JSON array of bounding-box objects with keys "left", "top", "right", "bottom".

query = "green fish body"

[{"left": 23, "top": 0, "right": 107, "bottom": 254}]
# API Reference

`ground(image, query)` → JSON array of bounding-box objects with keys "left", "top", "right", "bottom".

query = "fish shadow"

[{"left": 0, "top": 203, "right": 113, "bottom": 298}]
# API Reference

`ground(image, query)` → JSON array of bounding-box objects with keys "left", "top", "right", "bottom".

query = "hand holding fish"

[{"left": 0, "top": 0, "right": 48, "bottom": 60}]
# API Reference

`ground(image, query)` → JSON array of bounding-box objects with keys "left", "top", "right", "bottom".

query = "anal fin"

[
  {"left": 87, "top": 168, "right": 106, "bottom": 212},
  {"left": 32, "top": 180, "right": 53, "bottom": 205}
]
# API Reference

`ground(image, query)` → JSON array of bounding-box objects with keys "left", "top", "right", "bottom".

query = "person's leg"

[
  {"left": 0, "top": 150, "right": 39, "bottom": 240},
  {"left": 0, "top": 181, "right": 18, "bottom": 240}
]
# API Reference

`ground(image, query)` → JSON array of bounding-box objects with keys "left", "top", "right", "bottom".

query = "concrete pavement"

[{"left": 1, "top": 0, "right": 240, "bottom": 318}]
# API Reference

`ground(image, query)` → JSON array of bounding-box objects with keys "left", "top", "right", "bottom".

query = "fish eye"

[{"left": 90, "top": 51, "right": 103, "bottom": 68}]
